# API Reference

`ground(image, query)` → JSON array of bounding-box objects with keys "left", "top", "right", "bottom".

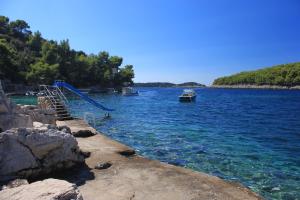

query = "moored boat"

[
  {"left": 25, "top": 91, "right": 37, "bottom": 96},
  {"left": 122, "top": 87, "right": 138, "bottom": 96},
  {"left": 179, "top": 89, "right": 196, "bottom": 102}
]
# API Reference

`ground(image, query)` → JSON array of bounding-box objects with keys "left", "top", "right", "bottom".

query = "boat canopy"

[{"left": 183, "top": 89, "right": 195, "bottom": 94}]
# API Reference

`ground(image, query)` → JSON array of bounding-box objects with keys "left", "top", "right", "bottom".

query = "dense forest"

[
  {"left": 213, "top": 62, "right": 300, "bottom": 87},
  {"left": 0, "top": 16, "right": 134, "bottom": 88},
  {"left": 134, "top": 82, "right": 206, "bottom": 87}
]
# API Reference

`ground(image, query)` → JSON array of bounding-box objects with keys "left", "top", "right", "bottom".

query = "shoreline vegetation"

[
  {"left": 0, "top": 16, "right": 134, "bottom": 89},
  {"left": 210, "top": 84, "right": 300, "bottom": 90},
  {"left": 134, "top": 82, "right": 206, "bottom": 88},
  {"left": 212, "top": 62, "right": 300, "bottom": 89}
]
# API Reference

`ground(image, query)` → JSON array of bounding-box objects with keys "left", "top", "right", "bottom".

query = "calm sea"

[{"left": 12, "top": 88, "right": 300, "bottom": 200}]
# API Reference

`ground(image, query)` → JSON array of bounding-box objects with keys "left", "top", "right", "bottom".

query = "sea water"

[{"left": 12, "top": 88, "right": 300, "bottom": 199}]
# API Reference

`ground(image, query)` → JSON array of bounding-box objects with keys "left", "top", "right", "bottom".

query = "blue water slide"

[{"left": 53, "top": 81, "right": 114, "bottom": 111}]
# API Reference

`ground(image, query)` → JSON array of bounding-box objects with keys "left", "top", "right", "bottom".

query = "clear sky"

[{"left": 1, "top": 0, "right": 300, "bottom": 85}]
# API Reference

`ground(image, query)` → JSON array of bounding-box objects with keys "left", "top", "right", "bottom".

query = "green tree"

[
  {"left": 0, "top": 16, "right": 10, "bottom": 34},
  {"left": 117, "top": 65, "right": 135, "bottom": 85},
  {"left": 26, "top": 61, "right": 59, "bottom": 85},
  {"left": 213, "top": 63, "right": 300, "bottom": 87},
  {"left": 0, "top": 15, "right": 135, "bottom": 88},
  {"left": 28, "top": 31, "right": 43, "bottom": 53},
  {"left": 9, "top": 19, "right": 31, "bottom": 40},
  {"left": 41, "top": 41, "right": 59, "bottom": 65},
  {"left": 0, "top": 39, "right": 18, "bottom": 81},
  {"left": 109, "top": 56, "right": 123, "bottom": 68}
]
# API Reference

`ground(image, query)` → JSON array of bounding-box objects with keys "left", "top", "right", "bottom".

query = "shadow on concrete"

[{"left": 28, "top": 163, "right": 95, "bottom": 186}]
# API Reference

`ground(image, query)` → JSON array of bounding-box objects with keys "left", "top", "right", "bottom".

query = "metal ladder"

[{"left": 39, "top": 85, "right": 73, "bottom": 121}]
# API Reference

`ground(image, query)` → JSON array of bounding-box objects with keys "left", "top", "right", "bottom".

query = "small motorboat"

[
  {"left": 25, "top": 91, "right": 36, "bottom": 96},
  {"left": 37, "top": 91, "right": 45, "bottom": 96},
  {"left": 122, "top": 87, "right": 138, "bottom": 96},
  {"left": 179, "top": 89, "right": 196, "bottom": 102}
]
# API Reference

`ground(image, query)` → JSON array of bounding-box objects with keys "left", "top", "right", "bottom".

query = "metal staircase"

[{"left": 39, "top": 85, "right": 73, "bottom": 121}]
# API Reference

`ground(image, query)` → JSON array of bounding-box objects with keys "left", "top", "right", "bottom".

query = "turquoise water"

[
  {"left": 12, "top": 88, "right": 300, "bottom": 199},
  {"left": 10, "top": 95, "right": 37, "bottom": 105}
]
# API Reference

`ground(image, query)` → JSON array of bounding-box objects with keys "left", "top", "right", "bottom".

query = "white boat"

[
  {"left": 179, "top": 89, "right": 196, "bottom": 102},
  {"left": 122, "top": 87, "right": 138, "bottom": 96},
  {"left": 25, "top": 91, "right": 36, "bottom": 96}
]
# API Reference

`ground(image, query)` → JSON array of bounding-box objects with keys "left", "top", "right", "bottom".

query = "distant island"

[
  {"left": 134, "top": 82, "right": 206, "bottom": 88},
  {"left": 212, "top": 62, "right": 300, "bottom": 89}
]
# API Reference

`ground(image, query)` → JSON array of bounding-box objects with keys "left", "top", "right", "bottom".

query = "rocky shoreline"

[
  {"left": 211, "top": 84, "right": 300, "bottom": 90},
  {"left": 0, "top": 82, "right": 262, "bottom": 200}
]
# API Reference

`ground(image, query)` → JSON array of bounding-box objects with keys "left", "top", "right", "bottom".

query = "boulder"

[
  {"left": 56, "top": 120, "right": 97, "bottom": 138},
  {"left": 0, "top": 128, "right": 84, "bottom": 181},
  {"left": 0, "top": 82, "right": 14, "bottom": 115},
  {"left": 33, "top": 121, "right": 49, "bottom": 130},
  {"left": 0, "top": 178, "right": 83, "bottom": 200},
  {"left": 0, "top": 113, "right": 33, "bottom": 132},
  {"left": 73, "top": 129, "right": 95, "bottom": 137},
  {"left": 57, "top": 125, "right": 72, "bottom": 134},
  {"left": 16, "top": 104, "right": 56, "bottom": 125},
  {"left": 0, "top": 82, "right": 34, "bottom": 131}
]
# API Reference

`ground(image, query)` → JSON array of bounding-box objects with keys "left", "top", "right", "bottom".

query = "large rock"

[
  {"left": 0, "top": 81, "right": 55, "bottom": 132},
  {"left": 0, "top": 82, "right": 33, "bottom": 131},
  {"left": 0, "top": 128, "right": 84, "bottom": 181},
  {"left": 0, "top": 113, "right": 33, "bottom": 132},
  {"left": 16, "top": 104, "right": 56, "bottom": 125},
  {"left": 0, "top": 178, "right": 83, "bottom": 200},
  {"left": 33, "top": 121, "right": 50, "bottom": 131},
  {"left": 0, "top": 81, "right": 17, "bottom": 117},
  {"left": 0, "top": 81, "right": 11, "bottom": 114}
]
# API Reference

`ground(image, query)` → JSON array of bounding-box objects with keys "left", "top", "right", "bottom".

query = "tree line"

[
  {"left": 213, "top": 62, "right": 300, "bottom": 87},
  {"left": 134, "top": 82, "right": 206, "bottom": 87},
  {"left": 0, "top": 16, "right": 134, "bottom": 88}
]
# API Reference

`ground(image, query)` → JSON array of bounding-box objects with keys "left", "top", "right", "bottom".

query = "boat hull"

[
  {"left": 179, "top": 95, "right": 196, "bottom": 102},
  {"left": 122, "top": 92, "right": 139, "bottom": 96}
]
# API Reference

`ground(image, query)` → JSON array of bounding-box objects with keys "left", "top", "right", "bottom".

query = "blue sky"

[{"left": 1, "top": 0, "right": 300, "bottom": 85}]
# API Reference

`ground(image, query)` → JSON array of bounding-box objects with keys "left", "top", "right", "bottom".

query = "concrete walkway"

[{"left": 58, "top": 119, "right": 262, "bottom": 200}]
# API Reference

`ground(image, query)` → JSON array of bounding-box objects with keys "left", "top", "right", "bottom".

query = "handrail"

[
  {"left": 39, "top": 85, "right": 57, "bottom": 110},
  {"left": 49, "top": 86, "right": 69, "bottom": 108},
  {"left": 84, "top": 112, "right": 96, "bottom": 128},
  {"left": 55, "top": 88, "right": 70, "bottom": 112},
  {"left": 56, "top": 86, "right": 69, "bottom": 104},
  {"left": 53, "top": 81, "right": 114, "bottom": 111},
  {"left": 39, "top": 85, "right": 69, "bottom": 111}
]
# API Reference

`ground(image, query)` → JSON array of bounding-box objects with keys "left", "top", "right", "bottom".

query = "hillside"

[
  {"left": 213, "top": 62, "right": 300, "bottom": 87},
  {"left": 134, "top": 82, "right": 206, "bottom": 87},
  {"left": 0, "top": 16, "right": 134, "bottom": 88}
]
